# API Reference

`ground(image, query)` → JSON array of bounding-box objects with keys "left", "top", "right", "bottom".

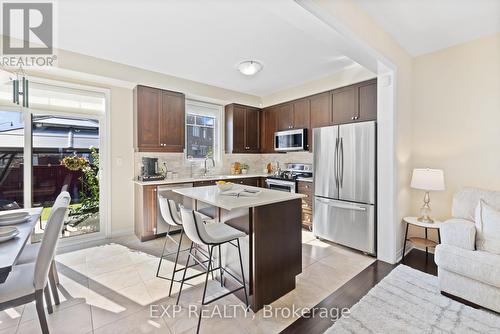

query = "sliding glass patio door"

[
  {"left": 0, "top": 76, "right": 108, "bottom": 242},
  {"left": 31, "top": 113, "right": 102, "bottom": 240}
]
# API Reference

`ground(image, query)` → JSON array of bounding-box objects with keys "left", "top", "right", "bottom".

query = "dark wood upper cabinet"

[
  {"left": 292, "top": 98, "right": 310, "bottom": 129},
  {"left": 331, "top": 79, "right": 377, "bottom": 125},
  {"left": 225, "top": 104, "right": 260, "bottom": 154},
  {"left": 261, "top": 106, "right": 278, "bottom": 153},
  {"left": 309, "top": 92, "right": 332, "bottom": 129},
  {"left": 160, "top": 91, "right": 185, "bottom": 152},
  {"left": 331, "top": 85, "right": 358, "bottom": 125},
  {"left": 245, "top": 107, "right": 260, "bottom": 152},
  {"left": 135, "top": 86, "right": 161, "bottom": 150},
  {"left": 292, "top": 98, "right": 311, "bottom": 150},
  {"left": 277, "top": 103, "right": 294, "bottom": 130},
  {"left": 357, "top": 79, "right": 377, "bottom": 122},
  {"left": 134, "top": 85, "right": 185, "bottom": 152}
]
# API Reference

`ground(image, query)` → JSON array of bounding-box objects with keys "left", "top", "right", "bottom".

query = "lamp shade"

[{"left": 411, "top": 168, "right": 445, "bottom": 191}]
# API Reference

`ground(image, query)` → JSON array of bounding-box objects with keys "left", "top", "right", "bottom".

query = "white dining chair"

[
  {"left": 0, "top": 191, "right": 70, "bottom": 334},
  {"left": 177, "top": 206, "right": 248, "bottom": 334},
  {"left": 15, "top": 192, "right": 72, "bottom": 307}
]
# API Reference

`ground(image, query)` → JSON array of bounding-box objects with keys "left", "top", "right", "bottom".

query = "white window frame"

[{"left": 184, "top": 99, "right": 223, "bottom": 164}]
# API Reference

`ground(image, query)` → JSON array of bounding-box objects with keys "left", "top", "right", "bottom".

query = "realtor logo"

[{"left": 2, "top": 2, "right": 53, "bottom": 55}]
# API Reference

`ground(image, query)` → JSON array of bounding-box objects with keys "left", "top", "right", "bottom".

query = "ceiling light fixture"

[{"left": 237, "top": 60, "right": 263, "bottom": 76}]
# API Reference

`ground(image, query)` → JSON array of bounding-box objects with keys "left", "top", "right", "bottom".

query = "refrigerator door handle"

[
  {"left": 340, "top": 137, "right": 344, "bottom": 188},
  {"left": 334, "top": 137, "right": 339, "bottom": 188},
  {"left": 316, "top": 198, "right": 367, "bottom": 211}
]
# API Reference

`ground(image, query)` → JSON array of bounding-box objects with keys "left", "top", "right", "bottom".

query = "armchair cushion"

[
  {"left": 452, "top": 187, "right": 500, "bottom": 221},
  {"left": 440, "top": 218, "right": 476, "bottom": 250},
  {"left": 475, "top": 200, "right": 500, "bottom": 255},
  {"left": 435, "top": 244, "right": 500, "bottom": 288}
]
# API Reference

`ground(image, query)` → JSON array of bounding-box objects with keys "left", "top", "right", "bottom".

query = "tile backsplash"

[{"left": 134, "top": 151, "right": 313, "bottom": 178}]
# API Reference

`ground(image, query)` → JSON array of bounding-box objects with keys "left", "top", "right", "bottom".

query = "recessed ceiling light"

[{"left": 237, "top": 60, "right": 263, "bottom": 76}]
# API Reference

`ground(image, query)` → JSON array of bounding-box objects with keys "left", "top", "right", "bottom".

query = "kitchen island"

[{"left": 173, "top": 185, "right": 305, "bottom": 311}]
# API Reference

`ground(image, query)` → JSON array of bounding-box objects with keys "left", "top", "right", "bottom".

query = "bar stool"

[
  {"left": 156, "top": 196, "right": 213, "bottom": 297},
  {"left": 177, "top": 207, "right": 249, "bottom": 334}
]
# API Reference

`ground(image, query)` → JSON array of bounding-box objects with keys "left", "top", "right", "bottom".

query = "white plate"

[
  {"left": 0, "top": 216, "right": 29, "bottom": 226},
  {"left": 0, "top": 226, "right": 18, "bottom": 236},
  {"left": 0, "top": 211, "right": 29, "bottom": 221},
  {"left": 0, "top": 229, "right": 19, "bottom": 242}
]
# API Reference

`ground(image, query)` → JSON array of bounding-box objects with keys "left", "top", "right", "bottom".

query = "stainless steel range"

[{"left": 265, "top": 163, "right": 313, "bottom": 193}]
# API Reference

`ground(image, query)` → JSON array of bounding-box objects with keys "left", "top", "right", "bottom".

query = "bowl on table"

[
  {"left": 0, "top": 226, "right": 19, "bottom": 242},
  {"left": 0, "top": 211, "right": 29, "bottom": 226},
  {"left": 216, "top": 181, "right": 233, "bottom": 191}
]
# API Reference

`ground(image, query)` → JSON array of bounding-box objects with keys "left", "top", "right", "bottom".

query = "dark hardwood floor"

[{"left": 281, "top": 249, "right": 437, "bottom": 334}]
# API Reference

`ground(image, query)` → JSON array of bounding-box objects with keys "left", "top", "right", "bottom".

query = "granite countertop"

[
  {"left": 172, "top": 185, "right": 305, "bottom": 211},
  {"left": 133, "top": 173, "right": 270, "bottom": 186}
]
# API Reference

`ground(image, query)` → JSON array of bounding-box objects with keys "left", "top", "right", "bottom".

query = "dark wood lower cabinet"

[
  {"left": 193, "top": 177, "right": 261, "bottom": 188},
  {"left": 134, "top": 184, "right": 157, "bottom": 241},
  {"left": 297, "top": 181, "right": 313, "bottom": 230}
]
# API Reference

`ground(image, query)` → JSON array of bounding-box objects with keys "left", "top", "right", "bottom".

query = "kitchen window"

[{"left": 185, "top": 100, "right": 222, "bottom": 162}]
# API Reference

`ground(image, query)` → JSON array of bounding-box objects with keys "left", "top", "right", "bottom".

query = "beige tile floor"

[{"left": 1, "top": 230, "right": 375, "bottom": 334}]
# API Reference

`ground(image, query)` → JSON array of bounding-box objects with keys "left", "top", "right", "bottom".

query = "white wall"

[
  {"left": 410, "top": 33, "right": 500, "bottom": 242},
  {"left": 261, "top": 65, "right": 375, "bottom": 106}
]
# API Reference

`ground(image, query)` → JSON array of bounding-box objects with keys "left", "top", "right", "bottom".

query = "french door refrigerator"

[{"left": 313, "top": 121, "right": 376, "bottom": 255}]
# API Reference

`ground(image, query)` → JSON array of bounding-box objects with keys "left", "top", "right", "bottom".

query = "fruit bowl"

[{"left": 216, "top": 181, "right": 233, "bottom": 191}]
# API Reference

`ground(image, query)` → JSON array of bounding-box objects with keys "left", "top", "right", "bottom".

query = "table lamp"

[{"left": 411, "top": 168, "right": 445, "bottom": 223}]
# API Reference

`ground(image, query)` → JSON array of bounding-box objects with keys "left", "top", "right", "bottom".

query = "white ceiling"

[
  {"left": 53, "top": 0, "right": 359, "bottom": 96},
  {"left": 354, "top": 0, "right": 500, "bottom": 56}
]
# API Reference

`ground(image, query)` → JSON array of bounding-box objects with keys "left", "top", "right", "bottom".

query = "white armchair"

[
  {"left": 435, "top": 188, "right": 500, "bottom": 312},
  {"left": 439, "top": 218, "right": 476, "bottom": 250}
]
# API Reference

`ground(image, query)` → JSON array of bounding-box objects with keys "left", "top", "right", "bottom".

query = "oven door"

[
  {"left": 265, "top": 179, "right": 296, "bottom": 193},
  {"left": 274, "top": 129, "right": 306, "bottom": 152}
]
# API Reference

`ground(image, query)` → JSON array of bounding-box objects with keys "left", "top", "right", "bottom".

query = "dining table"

[{"left": 0, "top": 208, "right": 42, "bottom": 283}]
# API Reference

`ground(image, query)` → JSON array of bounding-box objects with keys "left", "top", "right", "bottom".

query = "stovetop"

[
  {"left": 266, "top": 162, "right": 313, "bottom": 182},
  {"left": 267, "top": 171, "right": 313, "bottom": 181}
]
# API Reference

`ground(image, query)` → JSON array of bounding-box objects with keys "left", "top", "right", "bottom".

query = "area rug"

[{"left": 325, "top": 265, "right": 500, "bottom": 333}]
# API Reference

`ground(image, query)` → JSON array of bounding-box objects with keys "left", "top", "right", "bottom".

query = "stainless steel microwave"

[{"left": 274, "top": 128, "right": 307, "bottom": 152}]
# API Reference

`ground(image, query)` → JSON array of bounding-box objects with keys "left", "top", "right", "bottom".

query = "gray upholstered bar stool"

[
  {"left": 177, "top": 207, "right": 249, "bottom": 334},
  {"left": 156, "top": 196, "right": 213, "bottom": 297}
]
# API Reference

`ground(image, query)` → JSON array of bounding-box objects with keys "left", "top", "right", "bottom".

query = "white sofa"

[{"left": 435, "top": 187, "right": 500, "bottom": 312}]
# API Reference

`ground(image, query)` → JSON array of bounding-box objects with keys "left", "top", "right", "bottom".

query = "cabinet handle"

[{"left": 351, "top": 116, "right": 355, "bottom": 120}]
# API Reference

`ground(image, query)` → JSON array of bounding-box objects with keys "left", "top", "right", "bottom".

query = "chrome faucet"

[
  {"left": 274, "top": 161, "right": 281, "bottom": 176},
  {"left": 203, "top": 156, "right": 215, "bottom": 176}
]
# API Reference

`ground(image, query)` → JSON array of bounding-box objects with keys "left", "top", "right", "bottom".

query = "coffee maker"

[{"left": 138, "top": 157, "right": 165, "bottom": 181}]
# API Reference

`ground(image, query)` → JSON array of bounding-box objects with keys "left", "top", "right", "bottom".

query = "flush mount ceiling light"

[{"left": 237, "top": 60, "right": 263, "bottom": 76}]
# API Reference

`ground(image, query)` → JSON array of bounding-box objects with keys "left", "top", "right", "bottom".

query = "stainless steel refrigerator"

[{"left": 313, "top": 121, "right": 376, "bottom": 255}]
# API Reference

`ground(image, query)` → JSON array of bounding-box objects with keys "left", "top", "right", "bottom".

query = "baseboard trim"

[{"left": 110, "top": 227, "right": 134, "bottom": 238}]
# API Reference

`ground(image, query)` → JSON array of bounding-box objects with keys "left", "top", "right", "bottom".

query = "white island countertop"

[{"left": 173, "top": 185, "right": 305, "bottom": 211}]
